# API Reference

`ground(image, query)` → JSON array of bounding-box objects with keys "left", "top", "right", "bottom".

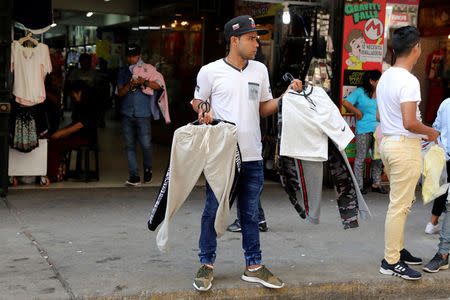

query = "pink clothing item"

[{"left": 133, "top": 63, "right": 171, "bottom": 124}]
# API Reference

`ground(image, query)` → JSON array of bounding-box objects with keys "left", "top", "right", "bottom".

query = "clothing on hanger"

[
  {"left": 11, "top": 40, "right": 52, "bottom": 106},
  {"left": 152, "top": 121, "right": 239, "bottom": 251},
  {"left": 277, "top": 97, "right": 371, "bottom": 229}
]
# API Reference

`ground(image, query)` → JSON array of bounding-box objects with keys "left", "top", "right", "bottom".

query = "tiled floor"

[{"left": 9, "top": 114, "right": 206, "bottom": 190}]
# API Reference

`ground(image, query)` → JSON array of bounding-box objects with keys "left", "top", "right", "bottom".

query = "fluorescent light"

[
  {"left": 138, "top": 26, "right": 150, "bottom": 30},
  {"left": 132, "top": 27, "right": 139, "bottom": 31},
  {"left": 104, "top": 0, "right": 111, "bottom": 1},
  {"left": 150, "top": 26, "right": 161, "bottom": 30},
  {"left": 86, "top": 12, "right": 94, "bottom": 17}
]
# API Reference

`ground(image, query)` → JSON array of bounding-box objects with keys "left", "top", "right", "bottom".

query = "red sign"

[{"left": 340, "top": 0, "right": 386, "bottom": 160}]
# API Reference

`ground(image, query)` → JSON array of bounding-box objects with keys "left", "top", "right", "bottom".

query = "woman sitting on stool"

[{"left": 47, "top": 80, "right": 98, "bottom": 182}]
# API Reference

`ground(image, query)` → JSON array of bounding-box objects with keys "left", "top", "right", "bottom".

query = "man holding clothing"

[
  {"left": 190, "top": 15, "right": 302, "bottom": 291},
  {"left": 377, "top": 26, "right": 439, "bottom": 280}
]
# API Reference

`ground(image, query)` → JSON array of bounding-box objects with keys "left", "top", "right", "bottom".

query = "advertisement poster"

[{"left": 340, "top": 0, "right": 386, "bottom": 160}]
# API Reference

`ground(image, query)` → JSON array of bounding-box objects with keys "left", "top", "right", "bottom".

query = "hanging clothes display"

[
  {"left": 151, "top": 121, "right": 240, "bottom": 251},
  {"left": 13, "top": 0, "right": 53, "bottom": 34},
  {"left": 277, "top": 92, "right": 371, "bottom": 229},
  {"left": 11, "top": 40, "right": 52, "bottom": 106}
]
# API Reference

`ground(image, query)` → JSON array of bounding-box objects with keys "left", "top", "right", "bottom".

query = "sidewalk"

[{"left": 1, "top": 185, "right": 449, "bottom": 299}]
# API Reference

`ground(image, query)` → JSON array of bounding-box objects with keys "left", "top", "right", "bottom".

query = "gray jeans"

[
  {"left": 438, "top": 200, "right": 450, "bottom": 255},
  {"left": 354, "top": 132, "right": 382, "bottom": 187}
]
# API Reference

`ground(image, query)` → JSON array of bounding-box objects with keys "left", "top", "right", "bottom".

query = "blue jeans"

[
  {"left": 121, "top": 115, "right": 152, "bottom": 177},
  {"left": 438, "top": 200, "right": 450, "bottom": 255},
  {"left": 236, "top": 199, "right": 266, "bottom": 223},
  {"left": 199, "top": 160, "right": 264, "bottom": 266}
]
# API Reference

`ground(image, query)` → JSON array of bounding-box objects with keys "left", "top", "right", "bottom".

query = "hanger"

[
  {"left": 283, "top": 72, "right": 316, "bottom": 109},
  {"left": 191, "top": 100, "right": 224, "bottom": 126},
  {"left": 18, "top": 32, "right": 38, "bottom": 47}
]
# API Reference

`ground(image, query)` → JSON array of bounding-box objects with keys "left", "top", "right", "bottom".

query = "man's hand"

[
  {"left": 287, "top": 79, "right": 303, "bottom": 93},
  {"left": 198, "top": 106, "right": 214, "bottom": 124},
  {"left": 131, "top": 76, "right": 146, "bottom": 86},
  {"left": 426, "top": 128, "right": 439, "bottom": 142}
]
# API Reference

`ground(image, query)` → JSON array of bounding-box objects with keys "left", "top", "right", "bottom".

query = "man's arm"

[
  {"left": 401, "top": 102, "right": 439, "bottom": 141},
  {"left": 259, "top": 79, "right": 302, "bottom": 118}
]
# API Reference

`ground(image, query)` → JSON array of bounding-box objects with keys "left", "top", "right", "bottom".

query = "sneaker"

[
  {"left": 125, "top": 175, "right": 141, "bottom": 186},
  {"left": 144, "top": 168, "right": 152, "bottom": 184},
  {"left": 193, "top": 265, "right": 213, "bottom": 291},
  {"left": 423, "top": 253, "right": 449, "bottom": 273},
  {"left": 379, "top": 259, "right": 422, "bottom": 280},
  {"left": 400, "top": 248, "right": 423, "bottom": 265},
  {"left": 241, "top": 265, "right": 284, "bottom": 288},
  {"left": 360, "top": 188, "right": 367, "bottom": 195},
  {"left": 259, "top": 221, "right": 268, "bottom": 232},
  {"left": 425, "top": 222, "right": 441, "bottom": 234},
  {"left": 371, "top": 186, "right": 388, "bottom": 194},
  {"left": 226, "top": 219, "right": 241, "bottom": 232}
]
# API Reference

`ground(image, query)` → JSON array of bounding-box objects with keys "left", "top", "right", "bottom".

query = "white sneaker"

[{"left": 425, "top": 222, "right": 440, "bottom": 234}]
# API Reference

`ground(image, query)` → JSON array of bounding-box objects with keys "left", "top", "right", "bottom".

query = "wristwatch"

[{"left": 144, "top": 80, "right": 149, "bottom": 87}]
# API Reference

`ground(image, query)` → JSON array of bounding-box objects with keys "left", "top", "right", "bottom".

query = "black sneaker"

[
  {"left": 125, "top": 175, "right": 141, "bottom": 186},
  {"left": 226, "top": 219, "right": 241, "bottom": 232},
  {"left": 423, "top": 253, "right": 449, "bottom": 273},
  {"left": 259, "top": 221, "right": 268, "bottom": 232},
  {"left": 144, "top": 168, "right": 152, "bottom": 184},
  {"left": 400, "top": 248, "right": 423, "bottom": 265},
  {"left": 379, "top": 259, "right": 422, "bottom": 280}
]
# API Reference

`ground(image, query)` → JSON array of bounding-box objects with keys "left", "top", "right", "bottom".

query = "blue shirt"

[
  {"left": 345, "top": 87, "right": 379, "bottom": 134},
  {"left": 433, "top": 98, "right": 450, "bottom": 161},
  {"left": 117, "top": 67, "right": 156, "bottom": 118}
]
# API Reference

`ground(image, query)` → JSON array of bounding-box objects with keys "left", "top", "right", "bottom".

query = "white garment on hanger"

[
  {"left": 280, "top": 86, "right": 354, "bottom": 161},
  {"left": 11, "top": 40, "right": 52, "bottom": 106}
]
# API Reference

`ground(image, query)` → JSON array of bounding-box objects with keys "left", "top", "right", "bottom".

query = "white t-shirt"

[
  {"left": 194, "top": 58, "right": 272, "bottom": 161},
  {"left": 11, "top": 41, "right": 52, "bottom": 106},
  {"left": 280, "top": 86, "right": 354, "bottom": 161},
  {"left": 376, "top": 67, "right": 424, "bottom": 139}
]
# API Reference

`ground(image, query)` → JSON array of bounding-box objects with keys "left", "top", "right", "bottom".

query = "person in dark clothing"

[{"left": 47, "top": 81, "right": 98, "bottom": 182}]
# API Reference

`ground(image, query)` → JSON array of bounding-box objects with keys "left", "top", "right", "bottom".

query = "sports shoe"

[
  {"left": 227, "top": 219, "right": 241, "bottom": 232},
  {"left": 144, "top": 168, "right": 152, "bottom": 184},
  {"left": 379, "top": 259, "right": 422, "bottom": 280},
  {"left": 400, "top": 248, "right": 423, "bottom": 265},
  {"left": 371, "top": 186, "right": 388, "bottom": 194},
  {"left": 241, "top": 265, "right": 284, "bottom": 288},
  {"left": 425, "top": 222, "right": 441, "bottom": 234},
  {"left": 423, "top": 253, "right": 449, "bottom": 273},
  {"left": 259, "top": 221, "right": 268, "bottom": 232},
  {"left": 193, "top": 264, "right": 213, "bottom": 291},
  {"left": 125, "top": 176, "right": 141, "bottom": 186}
]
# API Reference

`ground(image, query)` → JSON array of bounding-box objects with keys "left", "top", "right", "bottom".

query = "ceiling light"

[
  {"left": 181, "top": 21, "right": 189, "bottom": 26},
  {"left": 175, "top": 14, "right": 182, "bottom": 17},
  {"left": 50, "top": 23, "right": 57, "bottom": 27},
  {"left": 171, "top": 23, "right": 176, "bottom": 28},
  {"left": 161, "top": 25, "right": 166, "bottom": 28},
  {"left": 282, "top": 2, "right": 290, "bottom": 25},
  {"left": 86, "top": 12, "right": 94, "bottom": 17},
  {"left": 132, "top": 27, "right": 139, "bottom": 31},
  {"left": 104, "top": 0, "right": 111, "bottom": 2}
]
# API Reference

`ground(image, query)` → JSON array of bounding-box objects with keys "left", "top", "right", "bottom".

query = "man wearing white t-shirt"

[
  {"left": 190, "top": 15, "right": 302, "bottom": 291},
  {"left": 377, "top": 26, "right": 439, "bottom": 280}
]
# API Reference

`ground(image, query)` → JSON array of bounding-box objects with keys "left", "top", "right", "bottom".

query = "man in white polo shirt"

[
  {"left": 377, "top": 26, "right": 439, "bottom": 280},
  {"left": 190, "top": 15, "right": 302, "bottom": 291}
]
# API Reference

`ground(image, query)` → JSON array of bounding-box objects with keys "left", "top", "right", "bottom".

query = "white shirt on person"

[
  {"left": 11, "top": 41, "right": 52, "bottom": 106},
  {"left": 194, "top": 58, "right": 272, "bottom": 162},
  {"left": 376, "top": 66, "right": 425, "bottom": 139}
]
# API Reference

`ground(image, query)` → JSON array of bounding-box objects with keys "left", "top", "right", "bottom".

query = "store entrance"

[{"left": 7, "top": 0, "right": 229, "bottom": 190}]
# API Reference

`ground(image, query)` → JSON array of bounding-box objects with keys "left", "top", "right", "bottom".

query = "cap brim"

[{"left": 236, "top": 28, "right": 269, "bottom": 37}]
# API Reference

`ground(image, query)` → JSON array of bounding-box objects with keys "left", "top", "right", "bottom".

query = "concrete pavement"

[{"left": 1, "top": 185, "right": 449, "bottom": 299}]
